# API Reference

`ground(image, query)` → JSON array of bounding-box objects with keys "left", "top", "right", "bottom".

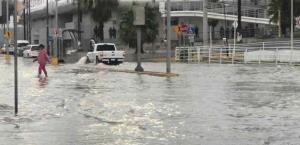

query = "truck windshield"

[
  {"left": 97, "top": 44, "right": 115, "bottom": 51},
  {"left": 31, "top": 46, "right": 40, "bottom": 51},
  {"left": 18, "top": 43, "right": 29, "bottom": 47}
]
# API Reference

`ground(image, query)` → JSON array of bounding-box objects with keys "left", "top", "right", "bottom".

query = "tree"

[
  {"left": 237, "top": 0, "right": 242, "bottom": 33},
  {"left": 208, "top": 19, "right": 218, "bottom": 39},
  {"left": 268, "top": 0, "right": 300, "bottom": 37},
  {"left": 78, "top": 0, "right": 119, "bottom": 41},
  {"left": 119, "top": 3, "right": 159, "bottom": 53},
  {"left": 268, "top": 0, "right": 283, "bottom": 37}
]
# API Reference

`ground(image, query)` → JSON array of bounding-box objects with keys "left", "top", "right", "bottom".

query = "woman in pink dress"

[{"left": 33, "top": 44, "right": 50, "bottom": 77}]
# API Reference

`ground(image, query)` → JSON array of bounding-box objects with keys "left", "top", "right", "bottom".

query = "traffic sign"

[
  {"left": 4, "top": 32, "right": 13, "bottom": 40},
  {"left": 232, "top": 20, "right": 238, "bottom": 29},
  {"left": 187, "top": 26, "right": 195, "bottom": 34},
  {"left": 296, "top": 16, "right": 300, "bottom": 29}
]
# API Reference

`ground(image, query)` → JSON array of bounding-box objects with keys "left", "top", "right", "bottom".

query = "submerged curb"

[{"left": 103, "top": 68, "right": 179, "bottom": 77}]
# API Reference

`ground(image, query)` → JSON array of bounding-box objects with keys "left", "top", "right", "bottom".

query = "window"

[
  {"left": 34, "top": 40, "right": 39, "bottom": 44},
  {"left": 96, "top": 44, "right": 115, "bottom": 51},
  {"left": 18, "top": 43, "right": 28, "bottom": 47},
  {"left": 31, "top": 46, "right": 39, "bottom": 51},
  {"left": 171, "top": 17, "right": 179, "bottom": 26}
]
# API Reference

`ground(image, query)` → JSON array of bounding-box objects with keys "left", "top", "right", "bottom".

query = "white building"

[{"left": 27, "top": 0, "right": 272, "bottom": 51}]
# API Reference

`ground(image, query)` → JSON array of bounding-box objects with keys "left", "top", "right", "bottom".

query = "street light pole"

[
  {"left": 28, "top": 0, "right": 31, "bottom": 43},
  {"left": 203, "top": 0, "right": 208, "bottom": 46},
  {"left": 46, "top": 0, "right": 49, "bottom": 55},
  {"left": 55, "top": 0, "right": 58, "bottom": 58},
  {"left": 166, "top": 0, "right": 171, "bottom": 73},
  {"left": 223, "top": 2, "right": 227, "bottom": 39},
  {"left": 13, "top": 0, "right": 18, "bottom": 116},
  {"left": 23, "top": 0, "right": 26, "bottom": 40},
  {"left": 290, "top": 0, "right": 294, "bottom": 64}
]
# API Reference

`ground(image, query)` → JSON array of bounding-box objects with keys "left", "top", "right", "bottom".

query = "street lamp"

[
  {"left": 222, "top": 1, "right": 227, "bottom": 40},
  {"left": 166, "top": 0, "right": 171, "bottom": 73}
]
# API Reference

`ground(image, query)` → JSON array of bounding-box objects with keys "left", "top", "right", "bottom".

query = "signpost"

[
  {"left": 296, "top": 16, "right": 300, "bottom": 29},
  {"left": 133, "top": 6, "right": 145, "bottom": 72},
  {"left": 232, "top": 20, "right": 238, "bottom": 63},
  {"left": 166, "top": 0, "right": 171, "bottom": 73},
  {"left": 14, "top": 0, "right": 18, "bottom": 116}
]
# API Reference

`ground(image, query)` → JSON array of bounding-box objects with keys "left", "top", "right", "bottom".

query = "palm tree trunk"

[
  {"left": 99, "top": 23, "right": 104, "bottom": 41},
  {"left": 237, "top": 0, "right": 242, "bottom": 33},
  {"left": 278, "top": 9, "right": 282, "bottom": 38}
]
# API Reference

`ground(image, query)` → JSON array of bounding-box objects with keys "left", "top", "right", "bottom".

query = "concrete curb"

[{"left": 100, "top": 68, "right": 179, "bottom": 77}]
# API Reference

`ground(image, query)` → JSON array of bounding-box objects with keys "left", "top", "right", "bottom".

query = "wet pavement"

[{"left": 1, "top": 56, "right": 300, "bottom": 145}]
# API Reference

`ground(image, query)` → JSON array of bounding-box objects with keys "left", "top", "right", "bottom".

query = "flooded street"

[{"left": 1, "top": 57, "right": 300, "bottom": 145}]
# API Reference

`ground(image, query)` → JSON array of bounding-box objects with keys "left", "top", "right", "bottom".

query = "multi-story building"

[{"left": 26, "top": 0, "right": 272, "bottom": 52}]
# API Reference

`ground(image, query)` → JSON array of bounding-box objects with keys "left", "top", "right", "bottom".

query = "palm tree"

[
  {"left": 78, "top": 0, "right": 119, "bottom": 41},
  {"left": 208, "top": 19, "right": 218, "bottom": 39},
  {"left": 119, "top": 3, "right": 159, "bottom": 53},
  {"left": 268, "top": 0, "right": 283, "bottom": 37},
  {"left": 237, "top": 0, "right": 241, "bottom": 33}
]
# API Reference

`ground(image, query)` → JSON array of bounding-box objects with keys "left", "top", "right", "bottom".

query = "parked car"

[
  {"left": 0, "top": 44, "right": 7, "bottom": 54},
  {"left": 1, "top": 40, "right": 30, "bottom": 55},
  {"left": 86, "top": 43, "right": 125, "bottom": 65},
  {"left": 17, "top": 40, "right": 30, "bottom": 56},
  {"left": 23, "top": 44, "right": 40, "bottom": 58}
]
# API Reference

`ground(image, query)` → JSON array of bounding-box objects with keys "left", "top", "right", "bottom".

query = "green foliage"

[
  {"left": 78, "top": 0, "right": 119, "bottom": 41},
  {"left": 119, "top": 4, "right": 159, "bottom": 51},
  {"left": 268, "top": 0, "right": 283, "bottom": 25},
  {"left": 208, "top": 19, "right": 218, "bottom": 27},
  {"left": 268, "top": 0, "right": 300, "bottom": 36}
]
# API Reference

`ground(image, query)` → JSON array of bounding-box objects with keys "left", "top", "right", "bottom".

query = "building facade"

[{"left": 27, "top": 0, "right": 273, "bottom": 52}]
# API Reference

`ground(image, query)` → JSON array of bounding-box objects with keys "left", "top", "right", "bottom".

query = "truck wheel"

[
  {"left": 86, "top": 56, "right": 90, "bottom": 64},
  {"left": 95, "top": 56, "right": 100, "bottom": 64}
]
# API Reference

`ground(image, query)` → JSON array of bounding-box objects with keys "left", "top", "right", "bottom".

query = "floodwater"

[{"left": 1, "top": 56, "right": 300, "bottom": 145}]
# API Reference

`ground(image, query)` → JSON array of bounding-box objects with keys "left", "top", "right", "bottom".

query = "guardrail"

[
  {"left": 175, "top": 40, "right": 300, "bottom": 65},
  {"left": 169, "top": 1, "right": 268, "bottom": 19}
]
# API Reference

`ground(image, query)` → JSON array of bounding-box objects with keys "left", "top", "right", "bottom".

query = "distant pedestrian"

[
  {"left": 33, "top": 44, "right": 50, "bottom": 77},
  {"left": 195, "top": 26, "right": 199, "bottom": 38},
  {"left": 112, "top": 27, "right": 117, "bottom": 39},
  {"left": 220, "top": 26, "right": 224, "bottom": 39},
  {"left": 109, "top": 27, "right": 113, "bottom": 39},
  {"left": 89, "top": 38, "right": 95, "bottom": 51}
]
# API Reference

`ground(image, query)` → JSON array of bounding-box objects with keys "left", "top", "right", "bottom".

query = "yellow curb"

[
  {"left": 103, "top": 68, "right": 179, "bottom": 77},
  {"left": 51, "top": 57, "right": 59, "bottom": 65}
]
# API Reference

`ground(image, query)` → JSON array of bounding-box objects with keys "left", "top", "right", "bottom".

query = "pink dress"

[
  {"left": 37, "top": 49, "right": 49, "bottom": 65},
  {"left": 37, "top": 48, "right": 49, "bottom": 76}
]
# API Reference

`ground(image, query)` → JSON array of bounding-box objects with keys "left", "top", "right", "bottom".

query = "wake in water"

[{"left": 76, "top": 56, "right": 88, "bottom": 65}]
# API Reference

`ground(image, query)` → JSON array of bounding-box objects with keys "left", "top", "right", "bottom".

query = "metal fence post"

[
  {"left": 209, "top": 46, "right": 211, "bottom": 64},
  {"left": 220, "top": 47, "right": 222, "bottom": 64},
  {"left": 197, "top": 47, "right": 200, "bottom": 63},
  {"left": 244, "top": 48, "right": 247, "bottom": 64},
  {"left": 259, "top": 47, "right": 261, "bottom": 64},
  {"left": 276, "top": 48, "right": 278, "bottom": 65},
  {"left": 188, "top": 47, "right": 190, "bottom": 63}
]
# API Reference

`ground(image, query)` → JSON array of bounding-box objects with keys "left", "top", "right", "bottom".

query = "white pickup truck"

[{"left": 86, "top": 43, "right": 125, "bottom": 65}]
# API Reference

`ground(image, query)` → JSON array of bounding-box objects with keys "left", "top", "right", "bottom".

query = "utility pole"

[
  {"left": 6, "top": 0, "right": 9, "bottom": 36},
  {"left": 203, "top": 0, "right": 208, "bottom": 46},
  {"left": 223, "top": 2, "right": 227, "bottom": 39},
  {"left": 290, "top": 0, "right": 294, "bottom": 64},
  {"left": 237, "top": 0, "right": 241, "bottom": 33},
  {"left": 28, "top": 0, "right": 30, "bottom": 43},
  {"left": 77, "top": 0, "right": 81, "bottom": 42},
  {"left": 133, "top": 5, "right": 145, "bottom": 72},
  {"left": 13, "top": 0, "right": 18, "bottom": 116},
  {"left": 46, "top": 0, "right": 49, "bottom": 55},
  {"left": 55, "top": 0, "right": 58, "bottom": 58},
  {"left": 23, "top": 0, "right": 26, "bottom": 40},
  {"left": 166, "top": 0, "right": 171, "bottom": 73}
]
